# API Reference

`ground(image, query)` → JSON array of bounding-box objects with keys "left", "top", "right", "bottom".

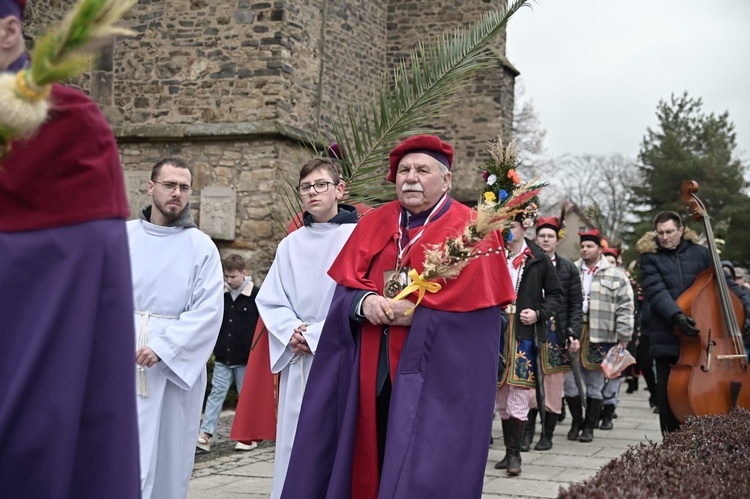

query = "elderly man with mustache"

[{"left": 281, "top": 135, "right": 515, "bottom": 499}]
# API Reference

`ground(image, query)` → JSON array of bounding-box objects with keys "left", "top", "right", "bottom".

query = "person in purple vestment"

[
  {"left": 0, "top": 1, "right": 141, "bottom": 497},
  {"left": 281, "top": 135, "right": 515, "bottom": 499}
]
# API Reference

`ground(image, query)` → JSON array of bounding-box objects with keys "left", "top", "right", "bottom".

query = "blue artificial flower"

[
  {"left": 506, "top": 231, "right": 514, "bottom": 243},
  {"left": 499, "top": 189, "right": 509, "bottom": 202}
]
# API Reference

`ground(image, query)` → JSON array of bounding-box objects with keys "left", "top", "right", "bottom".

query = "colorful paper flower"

[
  {"left": 507, "top": 169, "right": 520, "bottom": 184},
  {"left": 487, "top": 174, "right": 497, "bottom": 186},
  {"left": 484, "top": 191, "right": 497, "bottom": 202}
]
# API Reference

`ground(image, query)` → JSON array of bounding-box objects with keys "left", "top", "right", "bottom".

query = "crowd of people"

[{"left": 3, "top": 1, "right": 750, "bottom": 497}]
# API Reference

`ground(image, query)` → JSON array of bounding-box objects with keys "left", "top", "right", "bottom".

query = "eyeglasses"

[
  {"left": 297, "top": 181, "right": 337, "bottom": 196},
  {"left": 656, "top": 228, "right": 678, "bottom": 237},
  {"left": 154, "top": 180, "right": 192, "bottom": 194}
]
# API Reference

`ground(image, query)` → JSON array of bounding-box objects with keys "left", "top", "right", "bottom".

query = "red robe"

[
  {"left": 326, "top": 198, "right": 514, "bottom": 497},
  {"left": 0, "top": 82, "right": 140, "bottom": 497},
  {"left": 230, "top": 320, "right": 278, "bottom": 443}
]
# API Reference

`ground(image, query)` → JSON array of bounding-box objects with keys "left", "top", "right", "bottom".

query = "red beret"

[
  {"left": 0, "top": 0, "right": 25, "bottom": 19},
  {"left": 386, "top": 134, "right": 454, "bottom": 183},
  {"left": 536, "top": 216, "right": 561, "bottom": 233},
  {"left": 579, "top": 228, "right": 602, "bottom": 246}
]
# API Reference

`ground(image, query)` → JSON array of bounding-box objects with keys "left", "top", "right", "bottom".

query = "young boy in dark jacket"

[{"left": 197, "top": 254, "right": 260, "bottom": 451}]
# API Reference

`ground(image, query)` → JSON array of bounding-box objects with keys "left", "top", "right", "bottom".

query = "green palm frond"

[
  {"left": 31, "top": 0, "right": 137, "bottom": 86},
  {"left": 271, "top": 0, "right": 533, "bottom": 228},
  {"left": 334, "top": 0, "right": 532, "bottom": 204}
]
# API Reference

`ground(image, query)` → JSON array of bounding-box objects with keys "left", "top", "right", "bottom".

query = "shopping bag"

[{"left": 601, "top": 345, "right": 636, "bottom": 379}]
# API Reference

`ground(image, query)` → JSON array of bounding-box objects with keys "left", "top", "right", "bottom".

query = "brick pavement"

[{"left": 188, "top": 385, "right": 661, "bottom": 498}]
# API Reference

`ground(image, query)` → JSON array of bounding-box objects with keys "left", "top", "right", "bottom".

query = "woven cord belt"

[{"left": 134, "top": 310, "right": 179, "bottom": 397}]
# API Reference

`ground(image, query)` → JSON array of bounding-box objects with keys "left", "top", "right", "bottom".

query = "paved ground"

[{"left": 189, "top": 386, "right": 661, "bottom": 498}]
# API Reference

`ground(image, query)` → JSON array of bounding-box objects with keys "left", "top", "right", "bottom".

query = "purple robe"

[
  {"left": 0, "top": 220, "right": 141, "bottom": 498},
  {"left": 282, "top": 287, "right": 501, "bottom": 498}
]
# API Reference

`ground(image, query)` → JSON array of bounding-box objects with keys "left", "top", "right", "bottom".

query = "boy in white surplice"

[{"left": 256, "top": 157, "right": 358, "bottom": 499}]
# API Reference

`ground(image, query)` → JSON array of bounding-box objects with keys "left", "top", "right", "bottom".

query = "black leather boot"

[
  {"left": 494, "top": 419, "right": 511, "bottom": 469},
  {"left": 506, "top": 417, "right": 524, "bottom": 476},
  {"left": 520, "top": 409, "right": 537, "bottom": 452},
  {"left": 565, "top": 396, "right": 583, "bottom": 441},
  {"left": 534, "top": 412, "right": 557, "bottom": 451},
  {"left": 579, "top": 397, "right": 602, "bottom": 442},
  {"left": 600, "top": 403, "right": 615, "bottom": 430},
  {"left": 557, "top": 398, "right": 566, "bottom": 422}
]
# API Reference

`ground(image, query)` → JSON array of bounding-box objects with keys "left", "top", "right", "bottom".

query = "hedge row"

[{"left": 559, "top": 408, "right": 750, "bottom": 498}]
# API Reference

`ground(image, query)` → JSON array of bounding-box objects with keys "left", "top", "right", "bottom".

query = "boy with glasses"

[{"left": 255, "top": 157, "right": 358, "bottom": 499}]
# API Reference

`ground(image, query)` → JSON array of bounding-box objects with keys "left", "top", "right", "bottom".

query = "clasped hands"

[
  {"left": 290, "top": 323, "right": 312, "bottom": 355},
  {"left": 362, "top": 294, "right": 414, "bottom": 327}
]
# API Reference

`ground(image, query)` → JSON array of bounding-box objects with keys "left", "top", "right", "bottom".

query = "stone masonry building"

[{"left": 25, "top": 0, "right": 518, "bottom": 276}]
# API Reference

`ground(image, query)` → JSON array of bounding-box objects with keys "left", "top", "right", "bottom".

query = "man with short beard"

[{"left": 127, "top": 157, "right": 225, "bottom": 499}]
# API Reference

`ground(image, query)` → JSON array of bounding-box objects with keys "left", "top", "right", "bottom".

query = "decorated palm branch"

[
  {"left": 0, "top": 0, "right": 136, "bottom": 159},
  {"left": 389, "top": 137, "right": 547, "bottom": 314},
  {"left": 271, "top": 0, "right": 535, "bottom": 229}
]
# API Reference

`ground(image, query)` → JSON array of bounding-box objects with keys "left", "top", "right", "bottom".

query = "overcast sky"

[{"left": 506, "top": 0, "right": 750, "bottom": 162}]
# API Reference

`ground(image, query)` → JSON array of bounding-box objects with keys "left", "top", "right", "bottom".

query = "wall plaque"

[{"left": 200, "top": 186, "right": 236, "bottom": 240}]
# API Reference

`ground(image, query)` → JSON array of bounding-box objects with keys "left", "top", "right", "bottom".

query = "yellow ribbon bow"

[{"left": 386, "top": 268, "right": 443, "bottom": 316}]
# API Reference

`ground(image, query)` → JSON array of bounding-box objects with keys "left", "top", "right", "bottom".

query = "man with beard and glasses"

[
  {"left": 127, "top": 157, "right": 224, "bottom": 499},
  {"left": 0, "top": 1, "right": 140, "bottom": 496},
  {"left": 282, "top": 135, "right": 514, "bottom": 499}
]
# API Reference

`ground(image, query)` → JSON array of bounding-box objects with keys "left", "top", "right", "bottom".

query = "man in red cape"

[
  {"left": 282, "top": 135, "right": 514, "bottom": 498},
  {"left": 0, "top": 1, "right": 140, "bottom": 496}
]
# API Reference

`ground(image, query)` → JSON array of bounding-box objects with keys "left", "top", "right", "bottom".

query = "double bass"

[{"left": 668, "top": 180, "right": 750, "bottom": 422}]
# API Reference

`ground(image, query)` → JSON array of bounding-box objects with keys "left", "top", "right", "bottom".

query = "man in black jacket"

[
  {"left": 522, "top": 216, "right": 583, "bottom": 452},
  {"left": 198, "top": 254, "right": 260, "bottom": 451},
  {"left": 495, "top": 217, "right": 563, "bottom": 475},
  {"left": 638, "top": 211, "right": 750, "bottom": 433}
]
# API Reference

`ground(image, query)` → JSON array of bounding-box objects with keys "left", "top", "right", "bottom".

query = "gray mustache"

[{"left": 402, "top": 183, "right": 424, "bottom": 192}]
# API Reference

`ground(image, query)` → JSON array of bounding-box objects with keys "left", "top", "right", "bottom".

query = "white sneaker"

[
  {"left": 196, "top": 433, "right": 211, "bottom": 452},
  {"left": 234, "top": 441, "right": 258, "bottom": 451}
]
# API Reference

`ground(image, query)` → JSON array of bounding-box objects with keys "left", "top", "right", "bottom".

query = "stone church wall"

[{"left": 24, "top": 0, "right": 517, "bottom": 276}]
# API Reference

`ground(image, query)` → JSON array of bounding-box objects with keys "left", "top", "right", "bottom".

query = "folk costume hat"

[
  {"left": 536, "top": 216, "right": 561, "bottom": 234},
  {"left": 579, "top": 228, "right": 602, "bottom": 246},
  {"left": 387, "top": 134, "right": 454, "bottom": 183},
  {"left": 0, "top": 0, "right": 25, "bottom": 19},
  {"left": 602, "top": 246, "right": 620, "bottom": 258}
]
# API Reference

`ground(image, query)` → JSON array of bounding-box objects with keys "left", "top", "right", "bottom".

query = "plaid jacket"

[{"left": 575, "top": 256, "right": 634, "bottom": 343}]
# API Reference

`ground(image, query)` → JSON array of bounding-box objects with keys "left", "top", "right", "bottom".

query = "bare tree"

[
  {"left": 544, "top": 154, "right": 640, "bottom": 243},
  {"left": 512, "top": 81, "right": 552, "bottom": 179}
]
